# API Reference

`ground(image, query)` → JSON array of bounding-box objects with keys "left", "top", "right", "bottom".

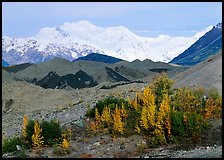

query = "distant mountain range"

[
  {"left": 2, "top": 20, "right": 212, "bottom": 65},
  {"left": 169, "top": 23, "right": 222, "bottom": 66},
  {"left": 73, "top": 53, "right": 124, "bottom": 64}
]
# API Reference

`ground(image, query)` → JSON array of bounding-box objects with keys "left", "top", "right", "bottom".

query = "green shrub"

[
  {"left": 147, "top": 135, "right": 166, "bottom": 148},
  {"left": 170, "top": 110, "right": 209, "bottom": 143},
  {"left": 25, "top": 118, "right": 63, "bottom": 147},
  {"left": 124, "top": 109, "right": 141, "bottom": 136},
  {"left": 41, "top": 119, "right": 62, "bottom": 146},
  {"left": 25, "top": 119, "right": 35, "bottom": 146},
  {"left": 170, "top": 111, "right": 186, "bottom": 138},
  {"left": 185, "top": 112, "right": 209, "bottom": 142},
  {"left": 2, "top": 136, "right": 25, "bottom": 154},
  {"left": 150, "top": 72, "right": 174, "bottom": 107},
  {"left": 17, "top": 146, "right": 27, "bottom": 158},
  {"left": 52, "top": 143, "right": 70, "bottom": 156},
  {"left": 170, "top": 87, "right": 202, "bottom": 113}
]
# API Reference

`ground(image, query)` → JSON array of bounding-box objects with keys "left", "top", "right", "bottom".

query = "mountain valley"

[{"left": 2, "top": 21, "right": 222, "bottom": 158}]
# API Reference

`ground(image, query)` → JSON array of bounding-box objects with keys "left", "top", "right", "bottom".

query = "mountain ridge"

[
  {"left": 73, "top": 53, "right": 125, "bottom": 64},
  {"left": 2, "top": 20, "right": 212, "bottom": 65}
]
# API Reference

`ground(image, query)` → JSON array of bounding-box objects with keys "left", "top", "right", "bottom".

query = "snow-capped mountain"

[{"left": 2, "top": 20, "right": 213, "bottom": 65}]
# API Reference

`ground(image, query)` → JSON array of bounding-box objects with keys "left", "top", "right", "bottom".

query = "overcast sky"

[{"left": 2, "top": 2, "right": 222, "bottom": 38}]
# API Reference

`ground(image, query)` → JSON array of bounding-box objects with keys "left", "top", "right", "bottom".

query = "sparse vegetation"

[
  {"left": 86, "top": 73, "right": 222, "bottom": 148},
  {"left": 2, "top": 72, "right": 222, "bottom": 157},
  {"left": 2, "top": 115, "right": 72, "bottom": 157},
  {"left": 41, "top": 119, "right": 62, "bottom": 146},
  {"left": 85, "top": 97, "right": 129, "bottom": 118},
  {"left": 2, "top": 136, "right": 26, "bottom": 154}
]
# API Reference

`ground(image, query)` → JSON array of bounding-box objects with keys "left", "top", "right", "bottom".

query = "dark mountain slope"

[
  {"left": 2, "top": 59, "right": 9, "bottom": 67},
  {"left": 2, "top": 63, "right": 32, "bottom": 73},
  {"left": 105, "top": 67, "right": 130, "bottom": 82},
  {"left": 170, "top": 23, "right": 222, "bottom": 66},
  {"left": 73, "top": 53, "right": 124, "bottom": 64},
  {"left": 33, "top": 70, "right": 98, "bottom": 89}
]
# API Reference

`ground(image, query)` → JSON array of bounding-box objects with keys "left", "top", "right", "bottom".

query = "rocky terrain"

[
  {"left": 2, "top": 51, "right": 222, "bottom": 158},
  {"left": 2, "top": 77, "right": 222, "bottom": 158}
]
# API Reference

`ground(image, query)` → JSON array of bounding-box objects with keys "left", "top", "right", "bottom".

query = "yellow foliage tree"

[
  {"left": 101, "top": 106, "right": 112, "bottom": 127},
  {"left": 142, "top": 86, "right": 154, "bottom": 107},
  {"left": 112, "top": 105, "right": 124, "bottom": 135},
  {"left": 160, "top": 94, "right": 171, "bottom": 138},
  {"left": 61, "top": 138, "right": 70, "bottom": 150},
  {"left": 204, "top": 97, "right": 215, "bottom": 119},
  {"left": 153, "top": 93, "right": 171, "bottom": 144},
  {"left": 95, "top": 108, "right": 101, "bottom": 129},
  {"left": 22, "top": 114, "right": 29, "bottom": 140},
  {"left": 135, "top": 124, "right": 141, "bottom": 134},
  {"left": 132, "top": 97, "right": 138, "bottom": 110},
  {"left": 140, "top": 87, "right": 156, "bottom": 131},
  {"left": 140, "top": 106, "right": 149, "bottom": 130},
  {"left": 32, "top": 120, "right": 44, "bottom": 149},
  {"left": 66, "top": 128, "right": 73, "bottom": 142},
  {"left": 132, "top": 92, "right": 141, "bottom": 110},
  {"left": 120, "top": 102, "right": 127, "bottom": 120},
  {"left": 173, "top": 87, "right": 200, "bottom": 112},
  {"left": 61, "top": 133, "right": 70, "bottom": 155}
]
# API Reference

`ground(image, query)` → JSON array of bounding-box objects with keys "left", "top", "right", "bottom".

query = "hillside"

[
  {"left": 2, "top": 72, "right": 222, "bottom": 158},
  {"left": 170, "top": 23, "right": 222, "bottom": 66},
  {"left": 172, "top": 51, "right": 222, "bottom": 95},
  {"left": 10, "top": 57, "right": 188, "bottom": 89}
]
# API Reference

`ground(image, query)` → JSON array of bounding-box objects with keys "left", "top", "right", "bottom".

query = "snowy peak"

[{"left": 2, "top": 20, "right": 214, "bottom": 65}]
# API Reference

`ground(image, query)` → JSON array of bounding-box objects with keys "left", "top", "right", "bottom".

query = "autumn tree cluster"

[
  {"left": 86, "top": 73, "right": 222, "bottom": 147},
  {"left": 3, "top": 115, "right": 72, "bottom": 155}
]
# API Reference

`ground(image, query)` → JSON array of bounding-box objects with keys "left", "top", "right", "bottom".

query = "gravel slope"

[{"left": 172, "top": 51, "right": 222, "bottom": 94}]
